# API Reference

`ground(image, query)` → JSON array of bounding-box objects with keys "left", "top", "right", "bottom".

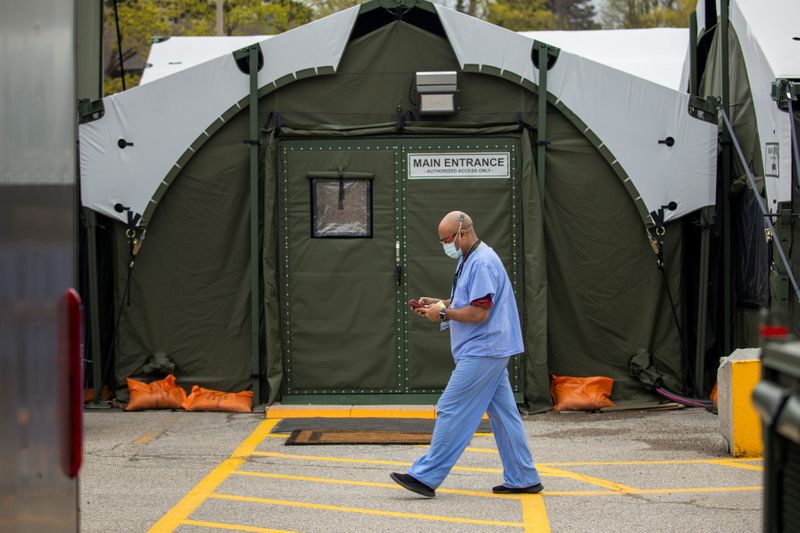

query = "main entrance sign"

[{"left": 408, "top": 152, "right": 510, "bottom": 179}]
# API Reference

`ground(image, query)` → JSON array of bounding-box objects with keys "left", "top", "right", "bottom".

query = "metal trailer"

[{"left": 0, "top": 0, "right": 96, "bottom": 530}]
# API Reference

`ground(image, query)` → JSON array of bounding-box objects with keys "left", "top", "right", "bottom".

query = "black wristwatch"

[{"left": 439, "top": 307, "right": 447, "bottom": 322}]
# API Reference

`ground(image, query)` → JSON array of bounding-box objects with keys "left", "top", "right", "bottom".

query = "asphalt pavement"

[{"left": 81, "top": 407, "right": 763, "bottom": 532}]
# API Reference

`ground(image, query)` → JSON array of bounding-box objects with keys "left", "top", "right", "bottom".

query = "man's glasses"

[
  {"left": 439, "top": 215, "right": 464, "bottom": 244},
  {"left": 439, "top": 230, "right": 459, "bottom": 244}
]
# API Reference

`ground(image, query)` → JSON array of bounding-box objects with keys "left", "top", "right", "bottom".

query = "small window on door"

[{"left": 310, "top": 177, "right": 373, "bottom": 238}]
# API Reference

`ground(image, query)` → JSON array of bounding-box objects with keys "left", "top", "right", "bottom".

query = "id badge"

[{"left": 439, "top": 320, "right": 450, "bottom": 332}]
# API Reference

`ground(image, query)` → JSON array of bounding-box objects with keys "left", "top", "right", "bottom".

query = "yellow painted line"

[
  {"left": 231, "top": 470, "right": 520, "bottom": 500},
  {"left": 134, "top": 433, "right": 156, "bottom": 445},
  {"left": 263, "top": 433, "right": 289, "bottom": 439},
  {"left": 474, "top": 432, "right": 494, "bottom": 437},
  {"left": 520, "top": 495, "right": 551, "bottom": 533},
  {"left": 209, "top": 493, "right": 523, "bottom": 528},
  {"left": 536, "top": 465, "right": 637, "bottom": 492},
  {"left": 250, "top": 450, "right": 505, "bottom": 473},
  {"left": 147, "top": 419, "right": 279, "bottom": 533},
  {"left": 540, "top": 485, "right": 762, "bottom": 497},
  {"left": 266, "top": 408, "right": 352, "bottom": 419},
  {"left": 467, "top": 449, "right": 763, "bottom": 470},
  {"left": 539, "top": 458, "right": 762, "bottom": 467},
  {"left": 181, "top": 518, "right": 297, "bottom": 532},
  {"left": 350, "top": 408, "right": 435, "bottom": 419},
  {"left": 707, "top": 460, "right": 764, "bottom": 472}
]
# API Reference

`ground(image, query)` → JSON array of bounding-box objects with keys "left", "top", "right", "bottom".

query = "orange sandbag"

[
  {"left": 709, "top": 381, "right": 718, "bottom": 409},
  {"left": 126, "top": 375, "right": 187, "bottom": 411},
  {"left": 182, "top": 386, "right": 253, "bottom": 413},
  {"left": 550, "top": 375, "right": 615, "bottom": 411}
]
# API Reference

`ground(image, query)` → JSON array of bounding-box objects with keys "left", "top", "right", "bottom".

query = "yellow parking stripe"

[
  {"left": 520, "top": 495, "right": 551, "bottom": 533},
  {"left": 147, "top": 419, "right": 279, "bottom": 533},
  {"left": 538, "top": 458, "right": 762, "bottom": 467},
  {"left": 181, "top": 518, "right": 297, "bottom": 532},
  {"left": 249, "top": 451, "right": 505, "bottom": 473},
  {"left": 708, "top": 460, "right": 764, "bottom": 472},
  {"left": 539, "top": 485, "right": 761, "bottom": 497},
  {"left": 526, "top": 465, "right": 637, "bottom": 492},
  {"left": 231, "top": 470, "right": 520, "bottom": 500},
  {"left": 208, "top": 493, "right": 524, "bottom": 528},
  {"left": 134, "top": 433, "right": 157, "bottom": 445}
]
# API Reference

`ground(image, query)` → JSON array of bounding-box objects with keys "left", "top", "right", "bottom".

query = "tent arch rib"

[
  {"left": 140, "top": 67, "right": 337, "bottom": 226},
  {"left": 460, "top": 62, "right": 652, "bottom": 227}
]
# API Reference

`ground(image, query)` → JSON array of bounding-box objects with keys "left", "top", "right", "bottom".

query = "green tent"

[
  {"left": 687, "top": 0, "right": 800, "bottom": 369},
  {"left": 79, "top": 0, "right": 719, "bottom": 411}
]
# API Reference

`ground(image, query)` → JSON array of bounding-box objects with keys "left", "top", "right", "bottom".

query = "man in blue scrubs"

[{"left": 390, "top": 211, "right": 542, "bottom": 498}]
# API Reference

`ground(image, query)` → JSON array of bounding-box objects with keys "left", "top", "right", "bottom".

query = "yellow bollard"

[{"left": 718, "top": 349, "right": 763, "bottom": 457}]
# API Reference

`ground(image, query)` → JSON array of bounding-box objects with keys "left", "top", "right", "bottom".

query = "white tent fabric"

[
  {"left": 79, "top": 6, "right": 359, "bottom": 223},
  {"left": 81, "top": 2, "right": 716, "bottom": 226},
  {"left": 519, "top": 28, "right": 689, "bottom": 91},
  {"left": 436, "top": 5, "right": 716, "bottom": 223},
  {"left": 147, "top": 29, "right": 688, "bottom": 91},
  {"left": 731, "top": 0, "right": 798, "bottom": 208},
  {"left": 140, "top": 36, "right": 271, "bottom": 84}
]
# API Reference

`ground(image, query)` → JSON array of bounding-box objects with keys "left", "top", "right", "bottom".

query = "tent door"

[
  {"left": 279, "top": 141, "right": 402, "bottom": 396},
  {"left": 278, "top": 138, "right": 523, "bottom": 401},
  {"left": 401, "top": 139, "right": 524, "bottom": 400}
]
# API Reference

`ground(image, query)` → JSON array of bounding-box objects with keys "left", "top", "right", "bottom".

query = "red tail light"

[{"left": 59, "top": 289, "right": 84, "bottom": 478}]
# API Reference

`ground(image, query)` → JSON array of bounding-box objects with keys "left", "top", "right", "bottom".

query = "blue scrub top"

[{"left": 449, "top": 243, "right": 524, "bottom": 359}]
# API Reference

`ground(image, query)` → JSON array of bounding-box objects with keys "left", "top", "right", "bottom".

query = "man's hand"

[
  {"left": 416, "top": 303, "right": 442, "bottom": 322},
  {"left": 418, "top": 296, "right": 442, "bottom": 306}
]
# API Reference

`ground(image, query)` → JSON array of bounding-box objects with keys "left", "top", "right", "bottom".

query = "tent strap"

[{"left": 719, "top": 108, "right": 800, "bottom": 302}]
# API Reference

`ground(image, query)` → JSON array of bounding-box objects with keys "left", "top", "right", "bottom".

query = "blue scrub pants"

[{"left": 407, "top": 355, "right": 541, "bottom": 489}]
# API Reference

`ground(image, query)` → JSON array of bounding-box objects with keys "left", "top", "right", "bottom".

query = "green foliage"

[
  {"left": 103, "top": 0, "right": 594, "bottom": 96},
  {"left": 307, "top": 0, "right": 362, "bottom": 18},
  {"left": 550, "top": 0, "right": 598, "bottom": 30},
  {"left": 602, "top": 0, "right": 694, "bottom": 29},
  {"left": 485, "top": 0, "right": 556, "bottom": 31},
  {"left": 104, "top": 0, "right": 314, "bottom": 95}
]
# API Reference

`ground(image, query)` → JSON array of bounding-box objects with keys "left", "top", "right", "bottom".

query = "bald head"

[{"left": 438, "top": 211, "right": 478, "bottom": 250}]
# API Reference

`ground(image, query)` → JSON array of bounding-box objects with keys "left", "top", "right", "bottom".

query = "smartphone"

[{"left": 408, "top": 299, "right": 424, "bottom": 309}]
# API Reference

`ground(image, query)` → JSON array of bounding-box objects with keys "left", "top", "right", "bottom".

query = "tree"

[
  {"left": 308, "top": 0, "right": 362, "bottom": 18},
  {"left": 454, "top": 0, "right": 484, "bottom": 17},
  {"left": 484, "top": 0, "right": 556, "bottom": 31},
  {"left": 601, "top": 0, "right": 694, "bottom": 29},
  {"left": 549, "top": 0, "right": 599, "bottom": 30},
  {"left": 104, "top": 0, "right": 314, "bottom": 95}
]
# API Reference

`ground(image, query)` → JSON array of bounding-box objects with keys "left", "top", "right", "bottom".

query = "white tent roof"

[
  {"left": 518, "top": 28, "right": 689, "bottom": 91},
  {"left": 436, "top": 5, "right": 716, "bottom": 224},
  {"left": 80, "top": 2, "right": 716, "bottom": 227},
  {"left": 80, "top": 6, "right": 360, "bottom": 223},
  {"left": 140, "top": 36, "right": 272, "bottom": 84},
  {"left": 148, "top": 28, "right": 689, "bottom": 91},
  {"left": 732, "top": 0, "right": 799, "bottom": 207}
]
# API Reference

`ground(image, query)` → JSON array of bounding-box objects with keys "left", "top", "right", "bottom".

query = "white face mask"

[
  {"left": 441, "top": 215, "right": 464, "bottom": 260},
  {"left": 442, "top": 241, "right": 462, "bottom": 259}
]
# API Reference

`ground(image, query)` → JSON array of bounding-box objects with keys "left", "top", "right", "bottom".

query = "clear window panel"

[{"left": 311, "top": 178, "right": 372, "bottom": 238}]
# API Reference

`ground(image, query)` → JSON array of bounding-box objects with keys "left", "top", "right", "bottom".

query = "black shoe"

[
  {"left": 492, "top": 483, "right": 544, "bottom": 494},
  {"left": 390, "top": 472, "right": 435, "bottom": 498}
]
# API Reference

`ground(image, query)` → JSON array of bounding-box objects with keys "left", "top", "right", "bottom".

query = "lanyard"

[{"left": 450, "top": 240, "right": 481, "bottom": 301}]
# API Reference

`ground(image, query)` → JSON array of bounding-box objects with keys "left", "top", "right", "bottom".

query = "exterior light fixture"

[{"left": 415, "top": 71, "right": 457, "bottom": 115}]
